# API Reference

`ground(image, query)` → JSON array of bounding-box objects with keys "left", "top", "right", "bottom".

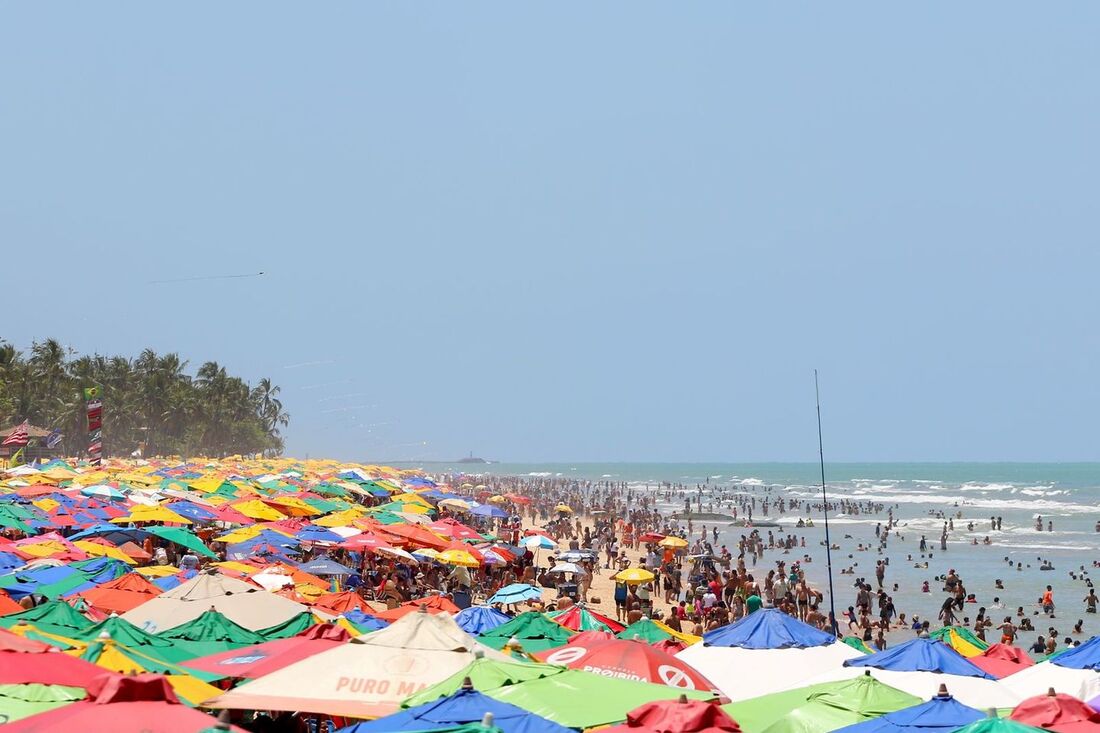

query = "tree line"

[{"left": 0, "top": 339, "right": 290, "bottom": 458}]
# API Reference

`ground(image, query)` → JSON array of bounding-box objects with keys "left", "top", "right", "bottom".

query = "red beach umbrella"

[
  {"left": 373, "top": 594, "right": 460, "bottom": 622},
  {"left": 971, "top": 643, "right": 1035, "bottom": 679},
  {"left": 654, "top": 638, "right": 688, "bottom": 654},
  {"left": 184, "top": 623, "right": 350, "bottom": 680},
  {"left": 551, "top": 605, "right": 626, "bottom": 633},
  {"left": 1010, "top": 689, "right": 1100, "bottom": 733},
  {"left": 337, "top": 532, "right": 394, "bottom": 552},
  {"left": 312, "top": 590, "right": 374, "bottom": 615},
  {"left": 535, "top": 637, "right": 717, "bottom": 692},
  {"left": 0, "top": 627, "right": 52, "bottom": 653},
  {"left": 0, "top": 648, "right": 112, "bottom": 686},
  {"left": 601, "top": 695, "right": 741, "bottom": 733},
  {"left": 0, "top": 590, "right": 23, "bottom": 616},
  {"left": 3, "top": 673, "right": 248, "bottom": 733},
  {"left": 79, "top": 572, "right": 163, "bottom": 614}
]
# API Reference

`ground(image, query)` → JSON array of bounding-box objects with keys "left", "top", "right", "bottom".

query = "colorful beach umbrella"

[
  {"left": 205, "top": 608, "right": 512, "bottom": 719},
  {"left": 478, "top": 611, "right": 574, "bottom": 653},
  {"left": 602, "top": 696, "right": 742, "bottom": 733},
  {"left": 970, "top": 644, "right": 1035, "bottom": 680},
  {"left": 486, "top": 584, "right": 542, "bottom": 606},
  {"left": 183, "top": 623, "right": 350, "bottom": 680},
  {"left": 548, "top": 605, "right": 626, "bottom": 634},
  {"left": 1, "top": 673, "right": 246, "bottom": 733},
  {"left": 677, "top": 608, "right": 861, "bottom": 703},
  {"left": 536, "top": 637, "right": 717, "bottom": 692},
  {"left": 1009, "top": 689, "right": 1100, "bottom": 733},
  {"left": 833, "top": 685, "right": 984, "bottom": 733},
  {"left": 454, "top": 606, "right": 512, "bottom": 636},
  {"left": 339, "top": 685, "right": 574, "bottom": 733}
]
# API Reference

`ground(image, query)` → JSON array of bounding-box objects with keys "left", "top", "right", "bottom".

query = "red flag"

[{"left": 2, "top": 422, "right": 29, "bottom": 447}]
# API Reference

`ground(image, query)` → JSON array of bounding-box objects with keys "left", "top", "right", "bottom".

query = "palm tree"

[{"left": 0, "top": 342, "right": 288, "bottom": 459}]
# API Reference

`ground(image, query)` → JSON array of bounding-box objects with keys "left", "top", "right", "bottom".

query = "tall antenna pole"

[{"left": 815, "top": 370, "right": 839, "bottom": 637}]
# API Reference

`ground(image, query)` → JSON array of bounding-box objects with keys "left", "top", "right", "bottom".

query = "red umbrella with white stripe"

[{"left": 534, "top": 637, "right": 718, "bottom": 693}]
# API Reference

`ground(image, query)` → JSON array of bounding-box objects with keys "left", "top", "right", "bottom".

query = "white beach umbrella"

[
  {"left": 677, "top": 608, "right": 863, "bottom": 702},
  {"left": 1000, "top": 661, "right": 1100, "bottom": 701}
]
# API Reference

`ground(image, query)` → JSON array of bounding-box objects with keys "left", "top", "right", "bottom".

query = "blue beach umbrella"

[
  {"left": 844, "top": 639, "right": 996, "bottom": 678},
  {"left": 343, "top": 608, "right": 390, "bottom": 632},
  {"left": 486, "top": 584, "right": 542, "bottom": 605},
  {"left": 294, "top": 525, "right": 345, "bottom": 544},
  {"left": 454, "top": 606, "right": 512, "bottom": 635},
  {"left": 834, "top": 687, "right": 985, "bottom": 733},
  {"left": 471, "top": 505, "right": 508, "bottom": 519},
  {"left": 702, "top": 607, "right": 839, "bottom": 649},
  {"left": 297, "top": 555, "right": 355, "bottom": 576},
  {"left": 336, "top": 686, "right": 573, "bottom": 733}
]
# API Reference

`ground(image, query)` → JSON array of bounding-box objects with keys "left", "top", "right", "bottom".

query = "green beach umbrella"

[
  {"left": 0, "top": 508, "right": 34, "bottom": 534},
  {"left": 143, "top": 526, "right": 218, "bottom": 558},
  {"left": 843, "top": 636, "right": 875, "bottom": 654},
  {"left": 0, "top": 683, "right": 84, "bottom": 723},
  {"left": 301, "top": 497, "right": 342, "bottom": 513},
  {"left": 758, "top": 673, "right": 921, "bottom": 733},
  {"left": 311, "top": 483, "right": 350, "bottom": 497},
  {"left": 257, "top": 611, "right": 315, "bottom": 639},
  {"left": 402, "top": 656, "right": 566, "bottom": 708},
  {"left": 616, "top": 617, "right": 676, "bottom": 643},
  {"left": 0, "top": 600, "right": 93, "bottom": 634},
  {"left": 477, "top": 612, "right": 574, "bottom": 653},
  {"left": 158, "top": 609, "right": 265, "bottom": 658},
  {"left": 929, "top": 626, "right": 989, "bottom": 656},
  {"left": 486, "top": 668, "right": 715, "bottom": 728},
  {"left": 67, "top": 616, "right": 195, "bottom": 665}
]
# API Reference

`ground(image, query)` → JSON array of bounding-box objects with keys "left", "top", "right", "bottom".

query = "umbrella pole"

[{"left": 815, "top": 370, "right": 839, "bottom": 637}]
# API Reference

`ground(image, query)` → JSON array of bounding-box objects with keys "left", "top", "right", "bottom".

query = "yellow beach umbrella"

[
  {"left": 134, "top": 565, "right": 180, "bottom": 577},
  {"left": 7, "top": 622, "right": 82, "bottom": 649},
  {"left": 391, "top": 492, "right": 433, "bottom": 508},
  {"left": 269, "top": 497, "right": 322, "bottom": 517},
  {"left": 165, "top": 676, "right": 226, "bottom": 707},
  {"left": 614, "top": 568, "right": 655, "bottom": 584},
  {"left": 657, "top": 536, "right": 688, "bottom": 549},
  {"left": 648, "top": 619, "right": 702, "bottom": 645},
  {"left": 314, "top": 508, "right": 366, "bottom": 527},
  {"left": 438, "top": 549, "right": 480, "bottom": 567},
  {"left": 188, "top": 476, "right": 224, "bottom": 493},
  {"left": 230, "top": 499, "right": 288, "bottom": 521},
  {"left": 554, "top": 504, "right": 573, "bottom": 514},
  {"left": 488, "top": 495, "right": 507, "bottom": 504},
  {"left": 16, "top": 540, "right": 69, "bottom": 558},
  {"left": 73, "top": 540, "right": 137, "bottom": 565},
  {"left": 109, "top": 504, "right": 192, "bottom": 525}
]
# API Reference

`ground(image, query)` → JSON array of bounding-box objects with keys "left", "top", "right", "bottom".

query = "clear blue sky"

[{"left": 3, "top": 5, "right": 1098, "bottom": 463}]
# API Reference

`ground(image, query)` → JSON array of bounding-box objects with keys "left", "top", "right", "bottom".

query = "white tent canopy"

[
  {"left": 121, "top": 571, "right": 309, "bottom": 632},
  {"left": 205, "top": 607, "right": 513, "bottom": 718}
]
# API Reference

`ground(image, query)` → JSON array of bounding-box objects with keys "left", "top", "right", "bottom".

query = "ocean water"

[{"left": 399, "top": 462, "right": 1100, "bottom": 641}]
